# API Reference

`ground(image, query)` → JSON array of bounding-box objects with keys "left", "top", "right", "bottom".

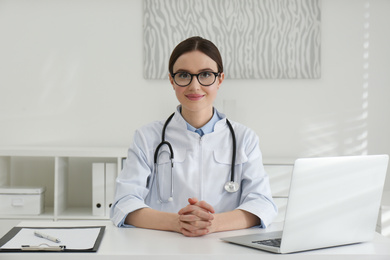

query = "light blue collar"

[{"left": 177, "top": 106, "right": 222, "bottom": 136}]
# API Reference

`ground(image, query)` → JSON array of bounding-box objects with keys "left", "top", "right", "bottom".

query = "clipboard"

[{"left": 0, "top": 226, "right": 105, "bottom": 252}]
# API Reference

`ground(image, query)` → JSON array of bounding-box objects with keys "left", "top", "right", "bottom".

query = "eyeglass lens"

[{"left": 173, "top": 72, "right": 217, "bottom": 87}]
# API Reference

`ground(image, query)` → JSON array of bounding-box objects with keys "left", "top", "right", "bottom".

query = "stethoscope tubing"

[
  {"left": 153, "top": 112, "right": 238, "bottom": 202},
  {"left": 225, "top": 119, "right": 236, "bottom": 183},
  {"left": 154, "top": 113, "right": 175, "bottom": 164}
]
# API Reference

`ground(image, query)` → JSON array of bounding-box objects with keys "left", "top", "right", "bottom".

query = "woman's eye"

[
  {"left": 200, "top": 72, "right": 212, "bottom": 78},
  {"left": 178, "top": 73, "right": 190, "bottom": 79}
]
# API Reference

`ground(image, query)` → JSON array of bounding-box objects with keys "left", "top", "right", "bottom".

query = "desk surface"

[{"left": 1, "top": 220, "right": 390, "bottom": 260}]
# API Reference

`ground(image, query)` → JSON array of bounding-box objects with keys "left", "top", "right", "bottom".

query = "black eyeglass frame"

[{"left": 171, "top": 71, "right": 221, "bottom": 87}]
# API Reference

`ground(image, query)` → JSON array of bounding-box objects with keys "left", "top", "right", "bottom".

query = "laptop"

[{"left": 221, "top": 155, "right": 389, "bottom": 254}]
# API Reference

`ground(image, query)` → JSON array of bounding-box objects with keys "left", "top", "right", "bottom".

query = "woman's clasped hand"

[{"left": 178, "top": 198, "right": 216, "bottom": 237}]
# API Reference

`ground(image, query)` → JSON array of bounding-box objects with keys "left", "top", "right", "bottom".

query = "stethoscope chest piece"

[{"left": 224, "top": 181, "right": 240, "bottom": 193}]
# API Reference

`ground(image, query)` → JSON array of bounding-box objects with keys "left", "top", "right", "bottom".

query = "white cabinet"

[
  {"left": 7, "top": 151, "right": 386, "bottom": 234},
  {"left": 0, "top": 147, "right": 127, "bottom": 220},
  {"left": 264, "top": 162, "right": 294, "bottom": 223},
  {"left": 0, "top": 149, "right": 293, "bottom": 222}
]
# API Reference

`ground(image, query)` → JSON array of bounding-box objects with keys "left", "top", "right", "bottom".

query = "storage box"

[{"left": 0, "top": 187, "right": 45, "bottom": 215}]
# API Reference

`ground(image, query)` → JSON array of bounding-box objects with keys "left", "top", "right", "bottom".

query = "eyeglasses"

[{"left": 171, "top": 71, "right": 220, "bottom": 87}]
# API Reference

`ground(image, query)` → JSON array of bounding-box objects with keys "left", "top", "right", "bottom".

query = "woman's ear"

[
  {"left": 169, "top": 73, "right": 175, "bottom": 89},
  {"left": 217, "top": 72, "right": 225, "bottom": 89}
]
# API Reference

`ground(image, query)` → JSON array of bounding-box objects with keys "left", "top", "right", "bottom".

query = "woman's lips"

[{"left": 186, "top": 94, "right": 204, "bottom": 101}]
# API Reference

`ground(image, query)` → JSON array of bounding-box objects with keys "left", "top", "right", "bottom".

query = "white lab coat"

[{"left": 110, "top": 110, "right": 277, "bottom": 228}]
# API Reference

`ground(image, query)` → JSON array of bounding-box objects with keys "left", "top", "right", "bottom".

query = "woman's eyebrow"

[
  {"left": 174, "top": 68, "right": 216, "bottom": 73},
  {"left": 198, "top": 68, "right": 215, "bottom": 72}
]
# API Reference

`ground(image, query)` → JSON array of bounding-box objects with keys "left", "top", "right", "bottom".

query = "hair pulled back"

[{"left": 168, "top": 36, "right": 223, "bottom": 75}]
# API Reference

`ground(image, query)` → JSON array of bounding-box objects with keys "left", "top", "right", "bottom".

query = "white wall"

[{"left": 0, "top": 0, "right": 389, "bottom": 190}]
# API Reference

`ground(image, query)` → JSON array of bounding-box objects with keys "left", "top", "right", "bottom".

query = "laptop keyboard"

[{"left": 252, "top": 238, "right": 282, "bottom": 248}]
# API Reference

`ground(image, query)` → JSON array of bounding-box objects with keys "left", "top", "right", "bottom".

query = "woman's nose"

[{"left": 187, "top": 75, "right": 201, "bottom": 90}]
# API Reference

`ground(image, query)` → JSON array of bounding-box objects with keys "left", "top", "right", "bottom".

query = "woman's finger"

[{"left": 178, "top": 206, "right": 214, "bottom": 220}]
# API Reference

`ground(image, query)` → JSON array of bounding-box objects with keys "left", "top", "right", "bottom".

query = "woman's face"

[{"left": 169, "top": 50, "right": 224, "bottom": 116}]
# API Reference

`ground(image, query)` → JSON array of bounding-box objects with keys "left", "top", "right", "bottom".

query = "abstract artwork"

[{"left": 143, "top": 0, "right": 321, "bottom": 79}]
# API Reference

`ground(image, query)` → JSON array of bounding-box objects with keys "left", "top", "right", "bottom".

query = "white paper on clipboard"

[{"left": 1, "top": 227, "right": 101, "bottom": 250}]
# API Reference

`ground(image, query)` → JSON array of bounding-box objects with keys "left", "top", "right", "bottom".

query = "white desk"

[{"left": 1, "top": 220, "right": 390, "bottom": 260}]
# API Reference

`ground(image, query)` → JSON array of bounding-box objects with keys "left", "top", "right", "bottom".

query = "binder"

[
  {"left": 0, "top": 226, "right": 105, "bottom": 252},
  {"left": 92, "top": 163, "right": 105, "bottom": 216},
  {"left": 105, "top": 163, "right": 117, "bottom": 217}
]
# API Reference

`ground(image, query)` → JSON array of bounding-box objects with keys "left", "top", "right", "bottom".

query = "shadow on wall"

[{"left": 300, "top": 1, "right": 371, "bottom": 158}]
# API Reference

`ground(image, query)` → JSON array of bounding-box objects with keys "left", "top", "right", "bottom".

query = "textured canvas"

[{"left": 143, "top": 0, "right": 321, "bottom": 79}]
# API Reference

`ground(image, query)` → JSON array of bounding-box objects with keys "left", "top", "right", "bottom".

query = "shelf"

[
  {"left": 56, "top": 207, "right": 109, "bottom": 220},
  {"left": 0, "top": 207, "right": 54, "bottom": 220},
  {"left": 0, "top": 147, "right": 126, "bottom": 221},
  {"left": 0, "top": 146, "right": 127, "bottom": 158}
]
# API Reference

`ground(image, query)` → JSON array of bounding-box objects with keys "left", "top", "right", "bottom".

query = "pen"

[{"left": 34, "top": 231, "right": 61, "bottom": 243}]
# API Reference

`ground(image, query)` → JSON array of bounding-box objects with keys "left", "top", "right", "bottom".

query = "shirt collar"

[{"left": 176, "top": 106, "right": 222, "bottom": 136}]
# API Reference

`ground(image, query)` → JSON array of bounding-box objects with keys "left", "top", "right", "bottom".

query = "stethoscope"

[{"left": 153, "top": 112, "right": 239, "bottom": 203}]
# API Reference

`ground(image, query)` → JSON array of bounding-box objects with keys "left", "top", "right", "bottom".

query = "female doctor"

[{"left": 110, "top": 36, "right": 277, "bottom": 237}]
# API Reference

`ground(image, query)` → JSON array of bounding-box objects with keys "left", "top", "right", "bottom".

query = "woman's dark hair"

[{"left": 168, "top": 36, "right": 223, "bottom": 75}]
